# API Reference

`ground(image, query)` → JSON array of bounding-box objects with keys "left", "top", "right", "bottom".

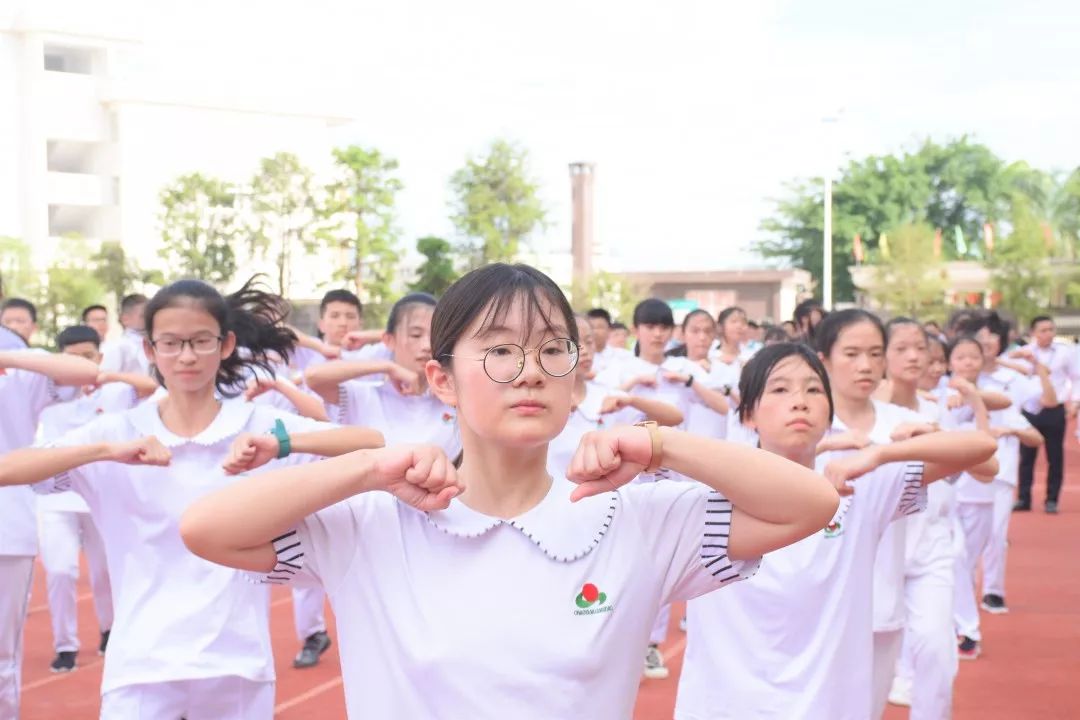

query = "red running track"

[{"left": 18, "top": 455, "right": 1080, "bottom": 718}]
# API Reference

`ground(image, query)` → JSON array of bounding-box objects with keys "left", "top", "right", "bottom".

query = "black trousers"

[{"left": 1018, "top": 404, "right": 1066, "bottom": 505}]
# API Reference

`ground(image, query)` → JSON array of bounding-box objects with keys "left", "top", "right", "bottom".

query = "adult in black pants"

[{"left": 1014, "top": 316, "right": 1077, "bottom": 514}]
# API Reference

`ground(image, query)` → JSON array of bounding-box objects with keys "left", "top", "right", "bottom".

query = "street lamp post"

[{"left": 821, "top": 112, "right": 842, "bottom": 310}]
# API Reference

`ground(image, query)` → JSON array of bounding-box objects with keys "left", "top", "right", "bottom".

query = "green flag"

[{"left": 954, "top": 227, "right": 967, "bottom": 256}]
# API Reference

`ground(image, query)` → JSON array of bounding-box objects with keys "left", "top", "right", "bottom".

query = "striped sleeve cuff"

[
  {"left": 247, "top": 529, "right": 306, "bottom": 585},
  {"left": 898, "top": 461, "right": 928, "bottom": 517},
  {"left": 702, "top": 491, "right": 760, "bottom": 587}
]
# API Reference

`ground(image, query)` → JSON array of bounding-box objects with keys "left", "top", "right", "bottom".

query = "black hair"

[
  {"left": 738, "top": 342, "right": 834, "bottom": 424},
  {"left": 924, "top": 320, "right": 942, "bottom": 331},
  {"left": 763, "top": 326, "right": 789, "bottom": 344},
  {"left": 386, "top": 292, "right": 437, "bottom": 333},
  {"left": 717, "top": 306, "right": 747, "bottom": 344},
  {"left": 144, "top": 276, "right": 296, "bottom": 397},
  {"left": 81, "top": 305, "right": 108, "bottom": 321},
  {"left": 946, "top": 308, "right": 984, "bottom": 336},
  {"left": 119, "top": 294, "right": 147, "bottom": 315},
  {"left": 926, "top": 333, "right": 946, "bottom": 355},
  {"left": 0, "top": 297, "right": 37, "bottom": 323},
  {"left": 319, "top": 289, "right": 363, "bottom": 317},
  {"left": 975, "top": 311, "right": 1011, "bottom": 358},
  {"left": 947, "top": 335, "right": 983, "bottom": 364},
  {"left": 884, "top": 316, "right": 928, "bottom": 347},
  {"left": 681, "top": 308, "right": 715, "bottom": 331},
  {"left": 815, "top": 308, "right": 886, "bottom": 358},
  {"left": 747, "top": 320, "right": 760, "bottom": 330},
  {"left": 57, "top": 325, "right": 101, "bottom": 350},
  {"left": 793, "top": 299, "right": 822, "bottom": 324},
  {"left": 432, "top": 264, "right": 578, "bottom": 367},
  {"left": 611, "top": 321, "right": 628, "bottom": 332},
  {"left": 586, "top": 308, "right": 613, "bottom": 326},
  {"left": 632, "top": 299, "right": 674, "bottom": 328},
  {"left": 1030, "top": 315, "right": 1053, "bottom": 330}
]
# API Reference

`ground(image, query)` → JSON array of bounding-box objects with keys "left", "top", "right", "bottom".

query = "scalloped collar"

[
  {"left": 425, "top": 476, "right": 619, "bottom": 563},
  {"left": 127, "top": 396, "right": 256, "bottom": 448}
]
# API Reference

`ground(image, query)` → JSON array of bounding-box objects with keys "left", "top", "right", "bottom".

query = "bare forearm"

[
  {"left": 0, "top": 352, "right": 98, "bottom": 385},
  {"left": 291, "top": 427, "right": 384, "bottom": 457},
  {"left": 102, "top": 371, "right": 159, "bottom": 399},
  {"left": 0, "top": 444, "right": 110, "bottom": 487},
  {"left": 305, "top": 361, "right": 390, "bottom": 404},
  {"left": 275, "top": 382, "right": 330, "bottom": 422},
  {"left": 873, "top": 431, "right": 997, "bottom": 483},
  {"left": 181, "top": 449, "right": 379, "bottom": 563},
  {"left": 979, "top": 390, "right": 1011, "bottom": 411},
  {"left": 692, "top": 383, "right": 731, "bottom": 415},
  {"left": 627, "top": 397, "right": 683, "bottom": 427}
]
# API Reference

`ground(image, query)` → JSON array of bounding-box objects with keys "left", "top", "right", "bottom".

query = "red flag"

[
  {"left": 1041, "top": 222, "right": 1054, "bottom": 251},
  {"left": 933, "top": 229, "right": 942, "bottom": 258},
  {"left": 983, "top": 223, "right": 994, "bottom": 254},
  {"left": 853, "top": 234, "right": 864, "bottom": 264}
]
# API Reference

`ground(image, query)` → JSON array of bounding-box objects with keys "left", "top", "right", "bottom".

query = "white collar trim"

[
  {"left": 127, "top": 396, "right": 256, "bottom": 448},
  {"left": 424, "top": 476, "right": 619, "bottom": 562}
]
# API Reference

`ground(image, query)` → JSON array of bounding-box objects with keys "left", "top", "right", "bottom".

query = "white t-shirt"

[
  {"left": 956, "top": 403, "right": 1030, "bottom": 502},
  {"left": 601, "top": 356, "right": 709, "bottom": 431},
  {"left": 37, "top": 382, "right": 139, "bottom": 514},
  {"left": 835, "top": 400, "right": 924, "bottom": 633},
  {"left": 676, "top": 455, "right": 926, "bottom": 720},
  {"left": 903, "top": 394, "right": 964, "bottom": 569},
  {"left": 337, "top": 379, "right": 461, "bottom": 458},
  {"left": 980, "top": 364, "right": 1041, "bottom": 411},
  {"left": 33, "top": 397, "right": 332, "bottom": 693},
  {"left": 548, "top": 382, "right": 645, "bottom": 477},
  {"left": 258, "top": 477, "right": 759, "bottom": 720},
  {"left": 100, "top": 329, "right": 151, "bottom": 376},
  {"left": 0, "top": 355, "right": 74, "bottom": 556},
  {"left": 592, "top": 345, "right": 633, "bottom": 379}
]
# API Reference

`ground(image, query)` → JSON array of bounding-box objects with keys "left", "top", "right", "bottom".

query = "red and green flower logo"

[
  {"left": 575, "top": 583, "right": 607, "bottom": 609},
  {"left": 823, "top": 520, "right": 843, "bottom": 538},
  {"left": 441, "top": 412, "right": 454, "bottom": 424}
]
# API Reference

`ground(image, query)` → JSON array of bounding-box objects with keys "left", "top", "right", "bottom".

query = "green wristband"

[{"left": 271, "top": 418, "right": 291, "bottom": 459}]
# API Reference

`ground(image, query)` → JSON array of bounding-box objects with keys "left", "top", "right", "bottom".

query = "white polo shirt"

[
  {"left": 548, "top": 382, "right": 645, "bottom": 476},
  {"left": 33, "top": 397, "right": 332, "bottom": 694},
  {"left": 37, "top": 382, "right": 139, "bottom": 514},
  {"left": 0, "top": 356, "right": 74, "bottom": 556},
  {"left": 979, "top": 364, "right": 1041, "bottom": 412},
  {"left": 1021, "top": 341, "right": 1079, "bottom": 410},
  {"left": 676, "top": 455, "right": 926, "bottom": 720},
  {"left": 337, "top": 379, "right": 461, "bottom": 457},
  {"left": 956, "top": 403, "right": 1030, "bottom": 503},
  {"left": 100, "top": 329, "right": 151, "bottom": 376},
  {"left": 258, "top": 476, "right": 759, "bottom": 719}
]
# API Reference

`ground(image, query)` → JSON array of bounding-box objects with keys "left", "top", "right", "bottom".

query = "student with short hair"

[
  {"left": 81, "top": 305, "right": 110, "bottom": 341},
  {"left": 180, "top": 263, "right": 841, "bottom": 720},
  {"left": 100, "top": 294, "right": 150, "bottom": 375},
  {"left": 0, "top": 297, "right": 38, "bottom": 343}
]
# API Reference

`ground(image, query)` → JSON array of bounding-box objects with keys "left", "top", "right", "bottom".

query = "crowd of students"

[{"left": 0, "top": 267, "right": 1068, "bottom": 719}]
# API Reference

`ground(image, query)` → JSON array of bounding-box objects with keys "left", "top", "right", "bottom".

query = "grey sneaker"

[
  {"left": 643, "top": 644, "right": 669, "bottom": 680},
  {"left": 293, "top": 631, "right": 331, "bottom": 669}
]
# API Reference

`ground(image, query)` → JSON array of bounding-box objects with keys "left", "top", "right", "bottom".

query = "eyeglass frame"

[
  {"left": 148, "top": 334, "right": 226, "bottom": 357},
  {"left": 441, "top": 337, "right": 580, "bottom": 384}
]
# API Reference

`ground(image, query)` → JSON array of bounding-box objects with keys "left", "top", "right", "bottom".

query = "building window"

[{"left": 43, "top": 45, "right": 94, "bottom": 74}]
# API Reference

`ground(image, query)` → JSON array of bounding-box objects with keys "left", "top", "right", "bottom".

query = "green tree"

[
  {"left": 449, "top": 139, "right": 546, "bottom": 267},
  {"left": 249, "top": 152, "right": 322, "bottom": 297},
  {"left": 321, "top": 145, "right": 402, "bottom": 323},
  {"left": 0, "top": 236, "right": 39, "bottom": 301},
  {"left": 410, "top": 236, "right": 459, "bottom": 297},
  {"left": 41, "top": 236, "right": 106, "bottom": 338},
  {"left": 158, "top": 173, "right": 239, "bottom": 285},
  {"left": 866, "top": 223, "right": 948, "bottom": 320},
  {"left": 989, "top": 195, "right": 1052, "bottom": 326},
  {"left": 91, "top": 241, "right": 164, "bottom": 308},
  {"left": 583, "top": 271, "right": 642, "bottom": 325}
]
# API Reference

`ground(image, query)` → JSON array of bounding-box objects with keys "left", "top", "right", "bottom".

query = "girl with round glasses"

[
  {"left": 180, "top": 262, "right": 841, "bottom": 720},
  {"left": 0, "top": 278, "right": 382, "bottom": 719}
]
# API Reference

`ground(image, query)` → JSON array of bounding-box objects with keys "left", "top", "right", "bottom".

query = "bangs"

[{"left": 473, "top": 284, "right": 575, "bottom": 344}]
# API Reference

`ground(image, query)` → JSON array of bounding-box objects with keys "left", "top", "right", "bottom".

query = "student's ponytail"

[{"left": 144, "top": 276, "right": 297, "bottom": 398}]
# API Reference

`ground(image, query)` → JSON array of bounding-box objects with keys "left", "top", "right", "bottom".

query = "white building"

[{"left": 0, "top": 1, "right": 356, "bottom": 300}]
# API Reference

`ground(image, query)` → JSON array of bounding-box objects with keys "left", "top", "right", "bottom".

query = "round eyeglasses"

[
  {"left": 149, "top": 335, "right": 224, "bottom": 357},
  {"left": 445, "top": 337, "right": 579, "bottom": 383}
]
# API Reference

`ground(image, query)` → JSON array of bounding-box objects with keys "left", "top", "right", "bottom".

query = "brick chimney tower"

[{"left": 569, "top": 162, "right": 595, "bottom": 303}]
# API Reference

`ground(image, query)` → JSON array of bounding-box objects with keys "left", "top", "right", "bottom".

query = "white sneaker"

[
  {"left": 888, "top": 676, "right": 912, "bottom": 707},
  {"left": 679, "top": 616, "right": 688, "bottom": 632},
  {"left": 643, "top": 644, "right": 670, "bottom": 680}
]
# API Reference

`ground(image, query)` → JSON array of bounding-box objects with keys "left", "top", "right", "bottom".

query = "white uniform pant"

[
  {"left": 895, "top": 557, "right": 957, "bottom": 720},
  {"left": 954, "top": 502, "right": 993, "bottom": 641},
  {"left": 39, "top": 510, "right": 113, "bottom": 652},
  {"left": 871, "top": 629, "right": 903, "bottom": 719},
  {"left": 0, "top": 556, "right": 34, "bottom": 720},
  {"left": 292, "top": 585, "right": 327, "bottom": 641},
  {"left": 100, "top": 676, "right": 275, "bottom": 719},
  {"left": 981, "top": 480, "right": 1014, "bottom": 597},
  {"left": 649, "top": 604, "right": 671, "bottom": 646}
]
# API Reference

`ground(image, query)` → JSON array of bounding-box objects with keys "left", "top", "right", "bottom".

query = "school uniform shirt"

[
  {"left": 956, "top": 404, "right": 1030, "bottom": 504},
  {"left": 676, "top": 453, "right": 927, "bottom": 720},
  {"left": 691, "top": 361, "right": 739, "bottom": 440},
  {"left": 0, "top": 354, "right": 77, "bottom": 557},
  {"left": 979, "top": 364, "right": 1042, "bottom": 412},
  {"left": 100, "top": 329, "right": 151, "bottom": 376},
  {"left": 548, "top": 382, "right": 645, "bottom": 476},
  {"left": 592, "top": 345, "right": 633, "bottom": 379},
  {"left": 838, "top": 400, "right": 924, "bottom": 634},
  {"left": 257, "top": 476, "right": 759, "bottom": 719},
  {"left": 37, "top": 383, "right": 140, "bottom": 514},
  {"left": 32, "top": 397, "right": 333, "bottom": 694},
  {"left": 1020, "top": 341, "right": 1080, "bottom": 410},
  {"left": 601, "top": 356, "right": 709, "bottom": 431},
  {"left": 337, "top": 379, "right": 461, "bottom": 457}
]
